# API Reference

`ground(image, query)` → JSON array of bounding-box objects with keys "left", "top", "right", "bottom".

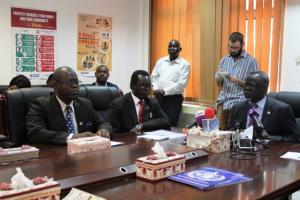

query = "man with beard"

[
  {"left": 151, "top": 39, "right": 190, "bottom": 127},
  {"left": 229, "top": 71, "right": 299, "bottom": 142},
  {"left": 26, "top": 66, "right": 111, "bottom": 145},
  {"left": 109, "top": 70, "right": 170, "bottom": 134},
  {"left": 216, "top": 32, "right": 258, "bottom": 130}
]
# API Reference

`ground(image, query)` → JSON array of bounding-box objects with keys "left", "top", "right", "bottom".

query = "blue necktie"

[{"left": 65, "top": 106, "right": 75, "bottom": 134}]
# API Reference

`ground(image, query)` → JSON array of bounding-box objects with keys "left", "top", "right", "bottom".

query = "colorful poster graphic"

[
  {"left": 11, "top": 7, "right": 56, "bottom": 80},
  {"left": 77, "top": 13, "right": 112, "bottom": 77}
]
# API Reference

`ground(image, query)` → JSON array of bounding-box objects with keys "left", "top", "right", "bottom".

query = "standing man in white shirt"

[{"left": 151, "top": 39, "right": 190, "bottom": 126}]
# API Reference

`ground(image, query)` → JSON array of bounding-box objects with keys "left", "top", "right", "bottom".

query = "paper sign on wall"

[
  {"left": 77, "top": 13, "right": 112, "bottom": 77},
  {"left": 11, "top": 7, "right": 57, "bottom": 80}
]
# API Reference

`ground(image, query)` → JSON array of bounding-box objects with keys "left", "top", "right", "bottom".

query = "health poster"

[
  {"left": 11, "top": 7, "right": 56, "bottom": 80},
  {"left": 77, "top": 13, "right": 112, "bottom": 77}
]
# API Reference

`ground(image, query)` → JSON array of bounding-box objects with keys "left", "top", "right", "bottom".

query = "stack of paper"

[{"left": 137, "top": 130, "right": 186, "bottom": 141}]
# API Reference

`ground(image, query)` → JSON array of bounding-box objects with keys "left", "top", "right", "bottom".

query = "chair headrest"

[{"left": 268, "top": 92, "right": 300, "bottom": 118}]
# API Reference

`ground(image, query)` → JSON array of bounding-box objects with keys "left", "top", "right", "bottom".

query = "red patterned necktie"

[{"left": 138, "top": 100, "right": 144, "bottom": 124}]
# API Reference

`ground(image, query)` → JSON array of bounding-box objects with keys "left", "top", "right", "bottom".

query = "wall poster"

[
  {"left": 11, "top": 7, "right": 57, "bottom": 80},
  {"left": 77, "top": 13, "right": 112, "bottom": 77}
]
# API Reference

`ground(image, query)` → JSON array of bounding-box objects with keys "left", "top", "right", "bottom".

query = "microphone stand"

[{"left": 251, "top": 117, "right": 270, "bottom": 150}]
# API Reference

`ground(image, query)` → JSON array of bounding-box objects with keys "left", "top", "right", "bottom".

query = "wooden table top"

[
  {"left": 80, "top": 142, "right": 300, "bottom": 200},
  {"left": 1, "top": 133, "right": 300, "bottom": 200}
]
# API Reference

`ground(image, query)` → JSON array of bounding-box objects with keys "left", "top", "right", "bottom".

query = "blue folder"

[{"left": 169, "top": 167, "right": 252, "bottom": 190}]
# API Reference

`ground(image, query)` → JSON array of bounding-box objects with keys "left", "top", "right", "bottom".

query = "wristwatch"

[{"left": 135, "top": 124, "right": 143, "bottom": 131}]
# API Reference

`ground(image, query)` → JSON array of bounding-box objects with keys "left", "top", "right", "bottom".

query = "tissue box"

[
  {"left": 0, "top": 180, "right": 60, "bottom": 200},
  {"left": 0, "top": 145, "right": 39, "bottom": 163},
  {"left": 187, "top": 127, "right": 232, "bottom": 153},
  {"left": 136, "top": 152, "right": 185, "bottom": 181},
  {"left": 67, "top": 136, "right": 111, "bottom": 155}
]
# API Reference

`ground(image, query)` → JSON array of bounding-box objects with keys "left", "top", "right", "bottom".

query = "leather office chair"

[
  {"left": 4, "top": 87, "right": 54, "bottom": 146},
  {"left": 3, "top": 86, "right": 121, "bottom": 146},
  {"left": 268, "top": 92, "right": 300, "bottom": 133},
  {"left": 83, "top": 86, "right": 121, "bottom": 121}
]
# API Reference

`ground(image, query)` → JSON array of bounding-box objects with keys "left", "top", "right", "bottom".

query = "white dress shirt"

[
  {"left": 131, "top": 92, "right": 143, "bottom": 120},
  {"left": 151, "top": 56, "right": 190, "bottom": 95}
]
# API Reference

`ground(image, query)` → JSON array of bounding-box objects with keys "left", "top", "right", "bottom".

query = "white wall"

[
  {"left": 0, "top": 0, "right": 150, "bottom": 92},
  {"left": 280, "top": 0, "right": 300, "bottom": 91}
]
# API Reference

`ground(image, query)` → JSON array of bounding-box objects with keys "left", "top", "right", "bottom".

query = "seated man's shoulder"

[
  {"left": 76, "top": 96, "right": 93, "bottom": 105},
  {"left": 31, "top": 95, "right": 51, "bottom": 105},
  {"left": 107, "top": 82, "right": 119, "bottom": 89},
  {"left": 148, "top": 96, "right": 159, "bottom": 104}
]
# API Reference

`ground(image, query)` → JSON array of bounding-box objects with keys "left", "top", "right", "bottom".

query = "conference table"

[{"left": 1, "top": 133, "right": 300, "bottom": 200}]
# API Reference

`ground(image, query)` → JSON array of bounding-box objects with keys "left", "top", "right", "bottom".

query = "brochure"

[{"left": 169, "top": 167, "right": 252, "bottom": 190}]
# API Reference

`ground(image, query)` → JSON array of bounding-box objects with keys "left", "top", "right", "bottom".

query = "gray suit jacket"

[
  {"left": 26, "top": 94, "right": 112, "bottom": 145},
  {"left": 108, "top": 93, "right": 171, "bottom": 134},
  {"left": 229, "top": 96, "right": 299, "bottom": 142}
]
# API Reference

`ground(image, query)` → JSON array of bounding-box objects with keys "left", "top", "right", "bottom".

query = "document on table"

[
  {"left": 111, "top": 141, "right": 124, "bottom": 147},
  {"left": 240, "top": 126, "right": 253, "bottom": 139},
  {"left": 280, "top": 152, "right": 300, "bottom": 161},
  {"left": 137, "top": 129, "right": 186, "bottom": 141},
  {"left": 63, "top": 188, "right": 106, "bottom": 200}
]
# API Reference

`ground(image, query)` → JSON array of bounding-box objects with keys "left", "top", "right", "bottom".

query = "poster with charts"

[
  {"left": 11, "top": 7, "right": 57, "bottom": 80},
  {"left": 77, "top": 13, "right": 112, "bottom": 77}
]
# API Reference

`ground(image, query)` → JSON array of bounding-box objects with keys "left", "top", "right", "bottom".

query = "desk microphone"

[
  {"left": 252, "top": 114, "right": 264, "bottom": 134},
  {"left": 231, "top": 120, "right": 242, "bottom": 150},
  {"left": 187, "top": 110, "right": 205, "bottom": 129}
]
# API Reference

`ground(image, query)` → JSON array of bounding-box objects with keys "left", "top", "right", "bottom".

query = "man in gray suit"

[
  {"left": 109, "top": 70, "right": 170, "bottom": 134},
  {"left": 26, "top": 66, "right": 111, "bottom": 145}
]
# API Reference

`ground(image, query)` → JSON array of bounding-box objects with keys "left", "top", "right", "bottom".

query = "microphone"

[
  {"left": 204, "top": 107, "right": 215, "bottom": 119},
  {"left": 187, "top": 107, "right": 216, "bottom": 129},
  {"left": 231, "top": 120, "right": 242, "bottom": 150},
  {"left": 187, "top": 110, "right": 206, "bottom": 129},
  {"left": 252, "top": 114, "right": 264, "bottom": 134},
  {"left": 233, "top": 120, "right": 242, "bottom": 131}
]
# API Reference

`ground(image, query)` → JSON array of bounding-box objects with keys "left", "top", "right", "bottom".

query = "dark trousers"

[{"left": 158, "top": 94, "right": 183, "bottom": 127}]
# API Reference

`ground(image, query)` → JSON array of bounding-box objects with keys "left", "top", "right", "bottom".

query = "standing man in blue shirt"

[
  {"left": 216, "top": 32, "right": 258, "bottom": 130},
  {"left": 151, "top": 39, "right": 190, "bottom": 127}
]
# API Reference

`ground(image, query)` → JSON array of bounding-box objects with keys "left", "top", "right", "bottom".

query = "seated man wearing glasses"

[{"left": 26, "top": 66, "right": 112, "bottom": 145}]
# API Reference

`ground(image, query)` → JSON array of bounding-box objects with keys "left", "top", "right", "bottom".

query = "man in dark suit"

[
  {"left": 109, "top": 70, "right": 171, "bottom": 134},
  {"left": 92, "top": 65, "right": 123, "bottom": 95},
  {"left": 229, "top": 71, "right": 299, "bottom": 142},
  {"left": 26, "top": 66, "right": 111, "bottom": 145}
]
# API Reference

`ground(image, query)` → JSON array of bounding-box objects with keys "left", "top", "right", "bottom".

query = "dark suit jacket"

[
  {"left": 229, "top": 96, "right": 299, "bottom": 142},
  {"left": 26, "top": 94, "right": 112, "bottom": 145},
  {"left": 92, "top": 81, "right": 119, "bottom": 89},
  {"left": 108, "top": 93, "right": 171, "bottom": 133}
]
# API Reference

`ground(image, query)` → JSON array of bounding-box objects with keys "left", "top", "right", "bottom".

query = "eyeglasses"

[{"left": 58, "top": 79, "right": 79, "bottom": 85}]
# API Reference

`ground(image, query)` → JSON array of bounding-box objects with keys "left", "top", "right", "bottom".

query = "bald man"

[{"left": 26, "top": 66, "right": 111, "bottom": 145}]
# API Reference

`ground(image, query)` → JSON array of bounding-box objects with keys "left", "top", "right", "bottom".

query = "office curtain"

[
  {"left": 221, "top": 0, "right": 285, "bottom": 91},
  {"left": 150, "top": 0, "right": 195, "bottom": 100},
  {"left": 150, "top": 0, "right": 284, "bottom": 104},
  {"left": 151, "top": 0, "right": 219, "bottom": 105}
]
